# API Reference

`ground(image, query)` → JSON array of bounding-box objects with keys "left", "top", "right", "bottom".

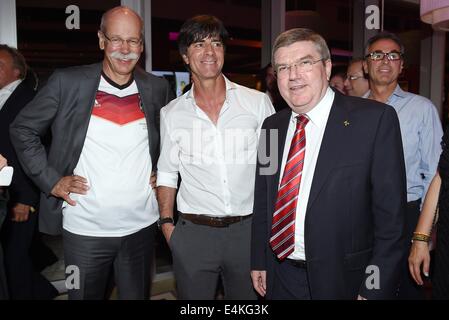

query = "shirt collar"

[
  {"left": 186, "top": 74, "right": 236, "bottom": 101},
  {"left": 0, "top": 79, "right": 22, "bottom": 94},
  {"left": 291, "top": 86, "right": 335, "bottom": 130},
  {"left": 387, "top": 84, "right": 406, "bottom": 102},
  {"left": 362, "top": 84, "right": 406, "bottom": 101}
]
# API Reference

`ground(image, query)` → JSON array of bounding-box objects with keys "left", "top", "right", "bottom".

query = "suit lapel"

[
  {"left": 69, "top": 63, "right": 102, "bottom": 171},
  {"left": 2, "top": 82, "right": 22, "bottom": 110},
  {"left": 134, "top": 67, "right": 157, "bottom": 158},
  {"left": 78, "top": 63, "right": 102, "bottom": 115},
  {"left": 306, "top": 93, "right": 349, "bottom": 211},
  {"left": 134, "top": 67, "right": 153, "bottom": 106},
  {"left": 270, "top": 109, "right": 292, "bottom": 205}
]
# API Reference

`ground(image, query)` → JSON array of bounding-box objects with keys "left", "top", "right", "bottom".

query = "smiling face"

[
  {"left": 182, "top": 36, "right": 224, "bottom": 83},
  {"left": 99, "top": 8, "right": 143, "bottom": 84},
  {"left": 274, "top": 40, "right": 331, "bottom": 114},
  {"left": 364, "top": 38, "right": 403, "bottom": 88}
]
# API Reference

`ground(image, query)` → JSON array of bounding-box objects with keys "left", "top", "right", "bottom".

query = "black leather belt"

[
  {"left": 287, "top": 259, "right": 307, "bottom": 268},
  {"left": 181, "top": 213, "right": 252, "bottom": 228}
]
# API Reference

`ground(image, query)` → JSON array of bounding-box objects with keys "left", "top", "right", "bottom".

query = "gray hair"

[
  {"left": 272, "top": 28, "right": 331, "bottom": 67},
  {"left": 364, "top": 32, "right": 405, "bottom": 56},
  {"left": 0, "top": 44, "right": 28, "bottom": 79}
]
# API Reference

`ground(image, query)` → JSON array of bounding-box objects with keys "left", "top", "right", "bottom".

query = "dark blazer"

[
  {"left": 251, "top": 91, "right": 407, "bottom": 299},
  {"left": 0, "top": 189, "right": 9, "bottom": 299},
  {"left": 10, "top": 62, "right": 174, "bottom": 235},
  {"left": 0, "top": 79, "right": 39, "bottom": 207}
]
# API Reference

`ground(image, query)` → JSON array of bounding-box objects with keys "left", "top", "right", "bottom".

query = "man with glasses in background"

[
  {"left": 363, "top": 32, "right": 443, "bottom": 299},
  {"left": 344, "top": 58, "right": 369, "bottom": 97},
  {"left": 10, "top": 6, "right": 174, "bottom": 299}
]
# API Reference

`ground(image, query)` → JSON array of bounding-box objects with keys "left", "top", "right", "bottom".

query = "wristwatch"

[{"left": 157, "top": 217, "right": 174, "bottom": 228}]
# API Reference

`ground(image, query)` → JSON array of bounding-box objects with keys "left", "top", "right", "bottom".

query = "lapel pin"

[{"left": 344, "top": 120, "right": 350, "bottom": 127}]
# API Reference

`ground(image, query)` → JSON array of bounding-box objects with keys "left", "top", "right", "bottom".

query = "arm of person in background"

[
  {"left": 408, "top": 172, "right": 441, "bottom": 285},
  {"left": 9, "top": 70, "right": 89, "bottom": 207},
  {"left": 6, "top": 129, "right": 40, "bottom": 222},
  {"left": 0, "top": 154, "right": 7, "bottom": 195},
  {"left": 419, "top": 102, "right": 443, "bottom": 202},
  {"left": 0, "top": 155, "right": 8, "bottom": 222}
]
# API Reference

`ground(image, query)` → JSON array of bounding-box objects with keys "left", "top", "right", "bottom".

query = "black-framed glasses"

[
  {"left": 365, "top": 51, "right": 403, "bottom": 61},
  {"left": 275, "top": 58, "right": 325, "bottom": 77},
  {"left": 101, "top": 32, "right": 142, "bottom": 48}
]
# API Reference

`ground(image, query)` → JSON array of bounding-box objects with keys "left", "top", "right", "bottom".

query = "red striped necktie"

[{"left": 270, "top": 115, "right": 309, "bottom": 260}]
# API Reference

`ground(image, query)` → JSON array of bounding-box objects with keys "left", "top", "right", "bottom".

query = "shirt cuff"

[{"left": 156, "top": 171, "right": 179, "bottom": 189}]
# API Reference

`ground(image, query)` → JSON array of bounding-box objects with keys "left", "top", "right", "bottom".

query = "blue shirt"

[{"left": 365, "top": 85, "right": 443, "bottom": 202}]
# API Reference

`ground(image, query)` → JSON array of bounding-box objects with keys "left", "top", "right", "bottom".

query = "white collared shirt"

[
  {"left": 0, "top": 79, "right": 22, "bottom": 111},
  {"left": 279, "top": 87, "right": 335, "bottom": 260},
  {"left": 157, "top": 76, "right": 275, "bottom": 217}
]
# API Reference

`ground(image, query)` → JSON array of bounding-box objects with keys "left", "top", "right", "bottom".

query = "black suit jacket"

[
  {"left": 0, "top": 79, "right": 39, "bottom": 207},
  {"left": 251, "top": 91, "right": 407, "bottom": 299},
  {"left": 10, "top": 62, "right": 174, "bottom": 235},
  {"left": 0, "top": 189, "right": 8, "bottom": 299}
]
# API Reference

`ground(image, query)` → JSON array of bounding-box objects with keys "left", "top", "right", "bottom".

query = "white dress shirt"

[
  {"left": 0, "top": 79, "right": 22, "bottom": 111},
  {"left": 157, "top": 76, "right": 275, "bottom": 217},
  {"left": 279, "top": 87, "right": 335, "bottom": 260}
]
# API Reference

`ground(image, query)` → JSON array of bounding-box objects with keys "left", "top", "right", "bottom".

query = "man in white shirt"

[
  {"left": 157, "top": 15, "right": 275, "bottom": 299},
  {"left": 251, "top": 28, "right": 407, "bottom": 300}
]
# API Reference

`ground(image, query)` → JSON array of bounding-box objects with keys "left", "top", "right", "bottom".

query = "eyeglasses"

[
  {"left": 346, "top": 75, "right": 363, "bottom": 81},
  {"left": 275, "top": 58, "right": 325, "bottom": 77},
  {"left": 101, "top": 32, "right": 142, "bottom": 48},
  {"left": 365, "top": 51, "right": 403, "bottom": 61}
]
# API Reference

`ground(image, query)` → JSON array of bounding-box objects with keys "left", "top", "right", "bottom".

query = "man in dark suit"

[
  {"left": 10, "top": 6, "right": 173, "bottom": 300},
  {"left": 0, "top": 154, "right": 9, "bottom": 299},
  {"left": 0, "top": 45, "right": 57, "bottom": 299},
  {"left": 251, "top": 28, "right": 407, "bottom": 300}
]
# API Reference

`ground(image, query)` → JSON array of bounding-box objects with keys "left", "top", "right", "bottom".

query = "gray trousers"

[
  {"left": 63, "top": 223, "right": 156, "bottom": 300},
  {"left": 170, "top": 214, "right": 256, "bottom": 300}
]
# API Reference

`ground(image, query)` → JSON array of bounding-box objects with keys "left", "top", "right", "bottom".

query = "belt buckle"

[{"left": 213, "top": 217, "right": 229, "bottom": 228}]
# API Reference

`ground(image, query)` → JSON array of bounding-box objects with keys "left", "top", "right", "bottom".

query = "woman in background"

[{"left": 409, "top": 129, "right": 449, "bottom": 299}]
